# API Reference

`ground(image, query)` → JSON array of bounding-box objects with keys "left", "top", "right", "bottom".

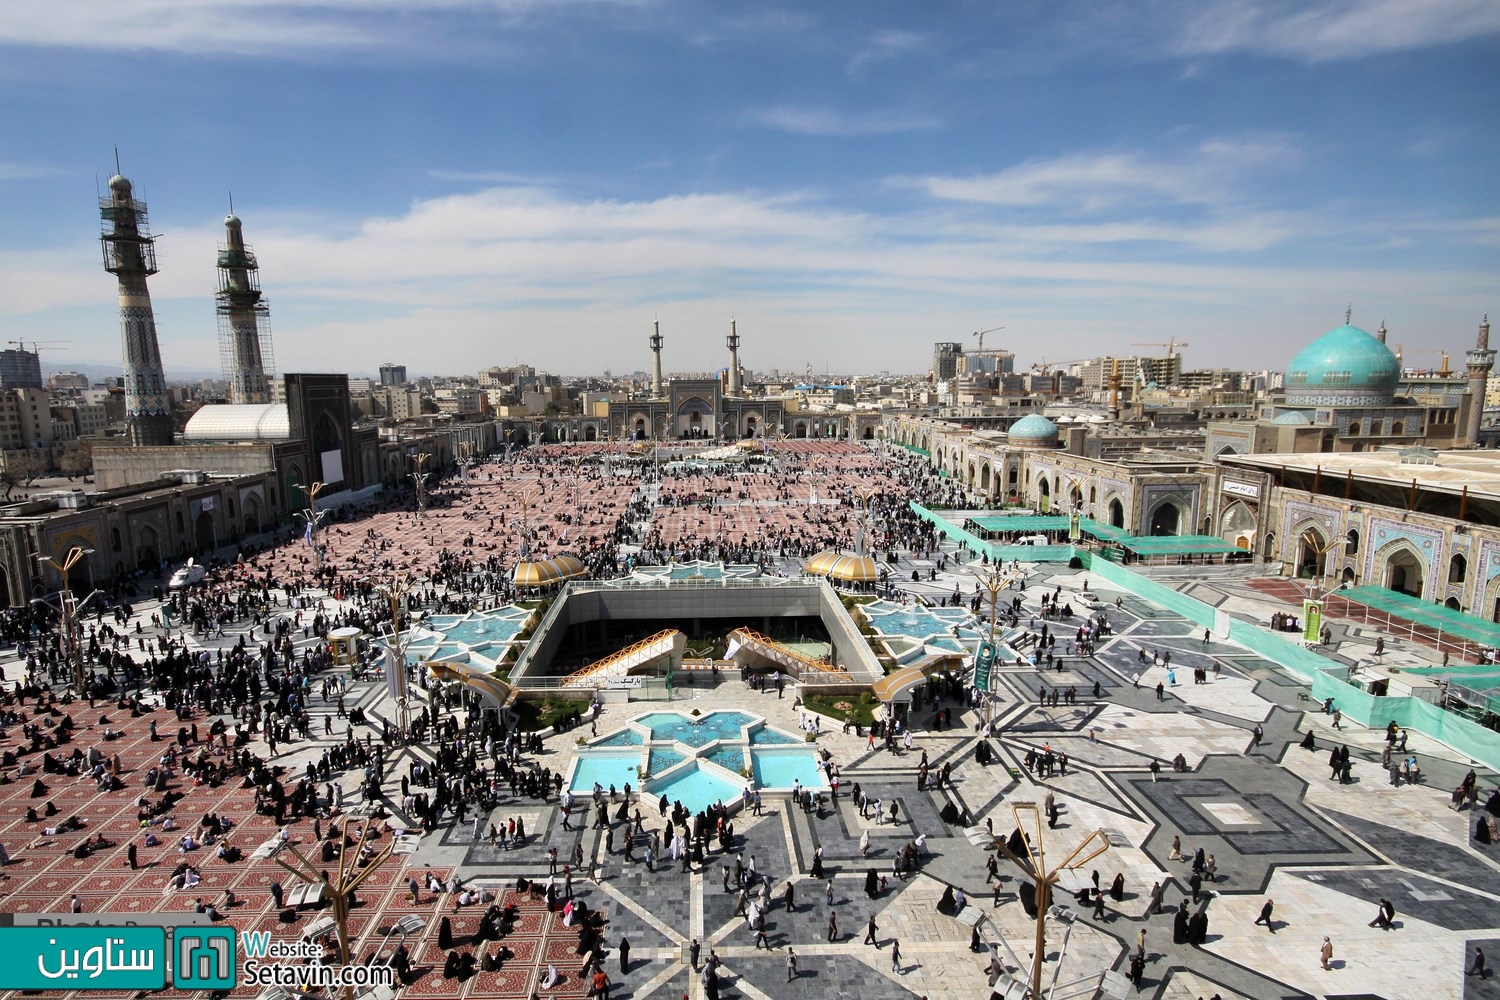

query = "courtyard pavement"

[{"left": 0, "top": 507, "right": 1497, "bottom": 1000}]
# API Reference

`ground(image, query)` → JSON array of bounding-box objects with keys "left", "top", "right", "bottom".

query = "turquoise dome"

[
  {"left": 1285, "top": 324, "right": 1398, "bottom": 406},
  {"left": 1007, "top": 413, "right": 1060, "bottom": 447}
]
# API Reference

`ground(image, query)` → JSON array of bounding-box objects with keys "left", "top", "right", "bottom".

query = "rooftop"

[{"left": 1221, "top": 449, "right": 1500, "bottom": 498}]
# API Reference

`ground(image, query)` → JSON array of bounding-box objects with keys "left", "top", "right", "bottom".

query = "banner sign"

[
  {"left": 1302, "top": 600, "right": 1322, "bottom": 644},
  {"left": 974, "top": 640, "right": 997, "bottom": 693}
]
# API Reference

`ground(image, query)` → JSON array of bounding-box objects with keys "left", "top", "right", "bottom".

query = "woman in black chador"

[
  {"left": 1172, "top": 900, "right": 1190, "bottom": 945},
  {"left": 1187, "top": 905, "right": 1208, "bottom": 946}
]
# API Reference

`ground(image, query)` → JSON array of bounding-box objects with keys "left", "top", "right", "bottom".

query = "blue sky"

[{"left": 0, "top": 0, "right": 1496, "bottom": 379}]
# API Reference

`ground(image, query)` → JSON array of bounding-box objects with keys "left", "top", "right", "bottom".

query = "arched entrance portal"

[
  {"left": 1148, "top": 501, "right": 1182, "bottom": 536},
  {"left": 1037, "top": 478, "right": 1051, "bottom": 513},
  {"left": 1296, "top": 527, "right": 1330, "bottom": 580},
  {"left": 243, "top": 495, "right": 262, "bottom": 536},
  {"left": 1221, "top": 502, "right": 1255, "bottom": 550},
  {"left": 135, "top": 525, "right": 160, "bottom": 571},
  {"left": 745, "top": 416, "right": 757, "bottom": 439},
  {"left": 1383, "top": 545, "right": 1425, "bottom": 598},
  {"left": 584, "top": 425, "right": 598, "bottom": 441},
  {"left": 194, "top": 511, "right": 216, "bottom": 553},
  {"left": 1108, "top": 498, "right": 1125, "bottom": 529}
]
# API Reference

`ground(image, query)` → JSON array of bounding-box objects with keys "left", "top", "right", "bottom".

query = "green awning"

[
  {"left": 1336, "top": 586, "right": 1500, "bottom": 648},
  {"left": 968, "top": 515, "right": 1072, "bottom": 533},
  {"left": 1121, "top": 534, "right": 1243, "bottom": 555}
]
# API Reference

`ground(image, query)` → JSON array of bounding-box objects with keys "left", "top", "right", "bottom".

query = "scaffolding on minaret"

[
  {"left": 100, "top": 170, "right": 173, "bottom": 447},
  {"left": 215, "top": 213, "right": 276, "bottom": 404}
]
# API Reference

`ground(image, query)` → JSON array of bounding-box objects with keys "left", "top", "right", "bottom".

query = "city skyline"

[{"left": 0, "top": 1, "right": 1495, "bottom": 379}]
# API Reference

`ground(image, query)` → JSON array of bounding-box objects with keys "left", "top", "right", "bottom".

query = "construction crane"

[
  {"left": 7, "top": 340, "right": 69, "bottom": 353},
  {"left": 1399, "top": 346, "right": 1451, "bottom": 375},
  {"left": 1030, "top": 356, "right": 1083, "bottom": 372},
  {"left": 1130, "top": 337, "right": 1189, "bottom": 360},
  {"left": 971, "top": 326, "right": 1005, "bottom": 354}
]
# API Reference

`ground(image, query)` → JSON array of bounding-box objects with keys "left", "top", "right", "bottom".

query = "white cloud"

[
  {"left": 0, "top": 0, "right": 654, "bottom": 56},
  {"left": 906, "top": 137, "right": 1302, "bottom": 212},
  {"left": 1174, "top": 0, "right": 1500, "bottom": 61},
  {"left": 847, "top": 29, "right": 929, "bottom": 76},
  {"left": 3, "top": 176, "right": 1492, "bottom": 376},
  {"left": 744, "top": 105, "right": 942, "bottom": 137}
]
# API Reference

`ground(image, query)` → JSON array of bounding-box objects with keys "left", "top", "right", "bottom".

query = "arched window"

[
  {"left": 110, "top": 527, "right": 121, "bottom": 552},
  {"left": 1450, "top": 553, "right": 1468, "bottom": 584},
  {"left": 1392, "top": 420, "right": 1403, "bottom": 435},
  {"left": 1348, "top": 422, "right": 1360, "bottom": 436},
  {"left": 175, "top": 510, "right": 184, "bottom": 533},
  {"left": 1345, "top": 529, "right": 1359, "bottom": 556}
]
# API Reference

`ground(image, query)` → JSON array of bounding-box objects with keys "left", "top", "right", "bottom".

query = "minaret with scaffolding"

[
  {"left": 216, "top": 212, "right": 275, "bottom": 404},
  {"left": 100, "top": 171, "right": 173, "bottom": 446}
]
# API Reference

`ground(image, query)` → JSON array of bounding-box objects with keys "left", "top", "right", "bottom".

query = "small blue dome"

[
  {"left": 1285, "top": 324, "right": 1398, "bottom": 406},
  {"left": 1271, "top": 410, "right": 1311, "bottom": 426},
  {"left": 1007, "top": 413, "right": 1060, "bottom": 446}
]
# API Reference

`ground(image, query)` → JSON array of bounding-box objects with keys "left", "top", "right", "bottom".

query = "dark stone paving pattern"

[
  {"left": 1466, "top": 937, "right": 1500, "bottom": 999},
  {"left": 1126, "top": 759, "right": 1378, "bottom": 895},
  {"left": 1325, "top": 810, "right": 1500, "bottom": 898},
  {"left": 724, "top": 952, "right": 922, "bottom": 999},
  {"left": 1288, "top": 868, "right": 1500, "bottom": 933}
]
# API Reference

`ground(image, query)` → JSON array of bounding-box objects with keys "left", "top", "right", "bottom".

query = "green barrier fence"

[
  {"left": 910, "top": 503, "right": 1080, "bottom": 565},
  {"left": 1081, "top": 553, "right": 1500, "bottom": 771}
]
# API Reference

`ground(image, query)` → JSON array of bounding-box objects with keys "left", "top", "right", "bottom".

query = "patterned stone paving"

[{"left": 4, "top": 512, "right": 1500, "bottom": 1000}]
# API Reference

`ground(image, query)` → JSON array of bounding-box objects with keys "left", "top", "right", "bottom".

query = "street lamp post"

[
  {"left": 972, "top": 562, "right": 1019, "bottom": 733},
  {"left": 410, "top": 452, "right": 431, "bottom": 518},
  {"left": 376, "top": 573, "right": 414, "bottom": 740},
  {"left": 271, "top": 812, "right": 396, "bottom": 1000},
  {"left": 35, "top": 546, "right": 98, "bottom": 695},
  {"left": 990, "top": 804, "right": 1111, "bottom": 998},
  {"left": 294, "top": 481, "right": 327, "bottom": 572}
]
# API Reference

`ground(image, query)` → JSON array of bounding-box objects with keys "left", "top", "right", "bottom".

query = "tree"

[
  {"left": 10, "top": 452, "right": 45, "bottom": 488},
  {"left": 58, "top": 441, "right": 93, "bottom": 481}
]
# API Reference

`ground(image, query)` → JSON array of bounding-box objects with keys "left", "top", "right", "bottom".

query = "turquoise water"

[
  {"left": 706, "top": 747, "right": 745, "bottom": 772},
  {"left": 747, "top": 727, "right": 799, "bottom": 745},
  {"left": 593, "top": 730, "right": 643, "bottom": 748},
  {"left": 667, "top": 565, "right": 728, "bottom": 580},
  {"left": 569, "top": 754, "right": 641, "bottom": 794},
  {"left": 648, "top": 748, "right": 686, "bottom": 773},
  {"left": 751, "top": 750, "right": 826, "bottom": 790},
  {"left": 442, "top": 616, "right": 525, "bottom": 644},
  {"left": 636, "top": 711, "right": 753, "bottom": 746},
  {"left": 651, "top": 765, "right": 742, "bottom": 813},
  {"left": 866, "top": 610, "right": 947, "bottom": 637}
]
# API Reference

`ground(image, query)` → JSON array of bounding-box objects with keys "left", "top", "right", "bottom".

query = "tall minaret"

[
  {"left": 650, "top": 321, "right": 664, "bottom": 397},
  {"left": 1377, "top": 319, "right": 1387, "bottom": 344},
  {"left": 216, "top": 212, "right": 274, "bottom": 404},
  {"left": 1464, "top": 313, "right": 1494, "bottom": 447},
  {"left": 100, "top": 172, "right": 172, "bottom": 446},
  {"left": 726, "top": 319, "right": 742, "bottom": 396}
]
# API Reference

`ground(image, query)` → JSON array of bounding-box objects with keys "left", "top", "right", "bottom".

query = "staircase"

[
  {"left": 561, "top": 629, "right": 685, "bottom": 689},
  {"left": 725, "top": 627, "right": 850, "bottom": 678}
]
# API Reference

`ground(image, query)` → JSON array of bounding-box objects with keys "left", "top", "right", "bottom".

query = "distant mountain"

[{"left": 43, "top": 360, "right": 230, "bottom": 383}]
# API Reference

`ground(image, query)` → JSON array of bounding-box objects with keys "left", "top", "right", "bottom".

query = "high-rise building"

[
  {"left": 379, "top": 363, "right": 408, "bottom": 387},
  {"left": 932, "top": 342, "right": 964, "bottom": 381},
  {"left": 0, "top": 347, "right": 42, "bottom": 390},
  {"left": 100, "top": 172, "right": 172, "bottom": 446},
  {"left": 216, "top": 213, "right": 275, "bottom": 404}
]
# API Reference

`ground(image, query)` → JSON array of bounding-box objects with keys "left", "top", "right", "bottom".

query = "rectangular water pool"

[
  {"left": 569, "top": 753, "right": 642, "bottom": 795},
  {"left": 750, "top": 750, "right": 826, "bottom": 790}
]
